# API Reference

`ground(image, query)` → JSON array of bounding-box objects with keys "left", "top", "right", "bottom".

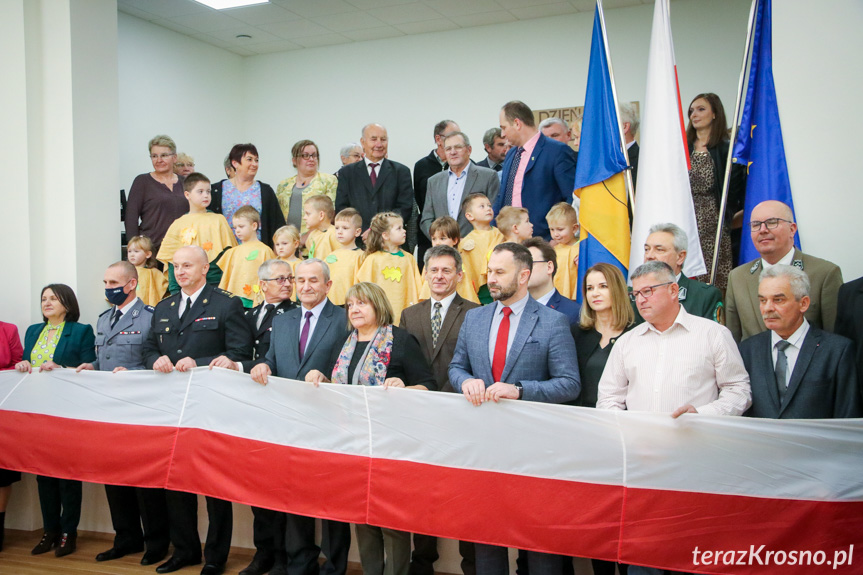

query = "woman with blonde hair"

[{"left": 276, "top": 139, "right": 338, "bottom": 234}]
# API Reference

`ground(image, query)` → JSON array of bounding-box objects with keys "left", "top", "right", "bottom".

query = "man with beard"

[{"left": 448, "top": 242, "right": 580, "bottom": 575}]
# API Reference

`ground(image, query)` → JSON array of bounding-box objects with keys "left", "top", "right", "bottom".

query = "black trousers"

[
  {"left": 104, "top": 484, "right": 170, "bottom": 554},
  {"left": 252, "top": 507, "right": 286, "bottom": 558},
  {"left": 283, "top": 512, "right": 351, "bottom": 575},
  {"left": 36, "top": 476, "right": 81, "bottom": 534},
  {"left": 410, "top": 534, "right": 476, "bottom": 575},
  {"left": 166, "top": 490, "right": 233, "bottom": 565}
]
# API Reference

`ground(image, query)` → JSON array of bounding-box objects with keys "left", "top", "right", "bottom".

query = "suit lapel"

[
  {"left": 431, "top": 296, "right": 461, "bottom": 360},
  {"left": 179, "top": 285, "right": 212, "bottom": 332},
  {"left": 299, "top": 301, "right": 332, "bottom": 369},
  {"left": 475, "top": 305, "right": 496, "bottom": 383},
  {"left": 747, "top": 265, "right": 765, "bottom": 333},
  {"left": 501, "top": 301, "right": 538, "bottom": 383},
  {"left": 112, "top": 301, "right": 140, "bottom": 335},
  {"left": 54, "top": 326, "right": 71, "bottom": 363},
  {"left": 781, "top": 329, "right": 818, "bottom": 414},
  {"left": 759, "top": 333, "right": 782, "bottom": 412},
  {"left": 523, "top": 135, "right": 545, "bottom": 175},
  {"left": 416, "top": 300, "right": 435, "bottom": 359},
  {"left": 463, "top": 167, "right": 480, "bottom": 195},
  {"left": 374, "top": 160, "right": 392, "bottom": 194}
]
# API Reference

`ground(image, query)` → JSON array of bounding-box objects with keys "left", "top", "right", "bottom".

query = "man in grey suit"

[
  {"left": 421, "top": 132, "right": 500, "bottom": 240},
  {"left": 400, "top": 246, "right": 479, "bottom": 575},
  {"left": 250, "top": 259, "right": 352, "bottom": 575},
  {"left": 449, "top": 242, "right": 580, "bottom": 575},
  {"left": 739, "top": 265, "right": 861, "bottom": 419},
  {"left": 76, "top": 261, "right": 170, "bottom": 566}
]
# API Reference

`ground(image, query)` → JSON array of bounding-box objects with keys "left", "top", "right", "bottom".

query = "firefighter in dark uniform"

[
  {"left": 76, "top": 261, "right": 170, "bottom": 566},
  {"left": 142, "top": 246, "right": 253, "bottom": 575}
]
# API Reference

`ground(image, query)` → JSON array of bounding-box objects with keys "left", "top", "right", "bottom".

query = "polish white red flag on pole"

[{"left": 629, "top": 0, "right": 706, "bottom": 277}]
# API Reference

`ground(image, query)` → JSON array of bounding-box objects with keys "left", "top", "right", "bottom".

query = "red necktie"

[
  {"left": 369, "top": 162, "right": 379, "bottom": 186},
  {"left": 492, "top": 307, "right": 512, "bottom": 382}
]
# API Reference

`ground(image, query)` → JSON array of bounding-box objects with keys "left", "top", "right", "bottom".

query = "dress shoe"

[
  {"left": 55, "top": 532, "right": 77, "bottom": 557},
  {"left": 201, "top": 563, "right": 225, "bottom": 575},
  {"left": 156, "top": 555, "right": 202, "bottom": 573},
  {"left": 31, "top": 531, "right": 60, "bottom": 555},
  {"left": 96, "top": 545, "right": 144, "bottom": 561},
  {"left": 141, "top": 548, "right": 170, "bottom": 565},
  {"left": 239, "top": 552, "right": 275, "bottom": 575},
  {"left": 269, "top": 561, "right": 288, "bottom": 575}
]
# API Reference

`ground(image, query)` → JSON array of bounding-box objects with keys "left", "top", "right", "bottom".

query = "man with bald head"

[
  {"left": 335, "top": 123, "right": 414, "bottom": 236},
  {"left": 143, "top": 245, "right": 253, "bottom": 575},
  {"left": 725, "top": 200, "right": 843, "bottom": 342}
]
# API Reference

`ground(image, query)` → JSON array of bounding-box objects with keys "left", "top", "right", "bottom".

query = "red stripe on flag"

[{"left": 674, "top": 65, "right": 691, "bottom": 170}]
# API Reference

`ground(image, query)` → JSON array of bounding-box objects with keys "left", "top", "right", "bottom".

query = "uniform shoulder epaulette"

[
  {"left": 98, "top": 308, "right": 112, "bottom": 317},
  {"left": 215, "top": 288, "right": 235, "bottom": 298},
  {"left": 144, "top": 305, "right": 155, "bottom": 313}
]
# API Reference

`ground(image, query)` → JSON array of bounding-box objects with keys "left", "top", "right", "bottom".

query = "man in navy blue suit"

[
  {"left": 523, "top": 237, "right": 580, "bottom": 325},
  {"left": 492, "top": 101, "right": 578, "bottom": 241}
]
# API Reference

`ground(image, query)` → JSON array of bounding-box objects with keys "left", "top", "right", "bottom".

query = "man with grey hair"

[
  {"left": 598, "top": 261, "right": 750, "bottom": 417},
  {"left": 477, "top": 127, "right": 506, "bottom": 172},
  {"left": 251, "top": 258, "right": 352, "bottom": 575},
  {"left": 618, "top": 103, "right": 639, "bottom": 186},
  {"left": 399, "top": 245, "right": 479, "bottom": 575},
  {"left": 539, "top": 117, "right": 572, "bottom": 145},
  {"left": 339, "top": 143, "right": 363, "bottom": 167},
  {"left": 642, "top": 222, "right": 723, "bottom": 322},
  {"left": 421, "top": 131, "right": 500, "bottom": 239},
  {"left": 739, "top": 265, "right": 860, "bottom": 419}
]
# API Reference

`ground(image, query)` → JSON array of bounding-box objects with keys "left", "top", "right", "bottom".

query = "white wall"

[{"left": 118, "top": 13, "right": 245, "bottom": 191}]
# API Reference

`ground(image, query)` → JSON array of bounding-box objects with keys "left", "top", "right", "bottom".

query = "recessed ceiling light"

[{"left": 193, "top": 0, "right": 269, "bottom": 9}]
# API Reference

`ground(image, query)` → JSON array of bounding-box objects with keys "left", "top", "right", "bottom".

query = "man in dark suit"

[
  {"left": 836, "top": 275, "right": 863, "bottom": 391},
  {"left": 413, "top": 120, "right": 459, "bottom": 265},
  {"left": 77, "top": 262, "right": 169, "bottom": 567},
  {"left": 619, "top": 103, "right": 639, "bottom": 188},
  {"left": 251, "top": 259, "right": 352, "bottom": 575},
  {"left": 523, "top": 237, "right": 580, "bottom": 325},
  {"left": 212, "top": 259, "right": 295, "bottom": 575},
  {"left": 492, "top": 101, "right": 578, "bottom": 241},
  {"left": 335, "top": 123, "right": 414, "bottom": 236},
  {"left": 400, "top": 245, "right": 479, "bottom": 575},
  {"left": 740, "top": 265, "right": 861, "bottom": 419},
  {"left": 449, "top": 242, "right": 580, "bottom": 575},
  {"left": 420, "top": 132, "right": 500, "bottom": 240},
  {"left": 142, "top": 246, "right": 253, "bottom": 575},
  {"left": 476, "top": 127, "right": 506, "bottom": 172}
]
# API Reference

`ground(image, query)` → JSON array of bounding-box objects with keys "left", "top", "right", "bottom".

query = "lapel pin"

[
  {"left": 171, "top": 301, "right": 176, "bottom": 307},
  {"left": 203, "top": 299, "right": 208, "bottom": 304}
]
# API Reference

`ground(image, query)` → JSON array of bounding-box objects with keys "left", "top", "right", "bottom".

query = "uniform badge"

[
  {"left": 165, "top": 327, "right": 170, "bottom": 332},
  {"left": 678, "top": 287, "right": 687, "bottom": 301},
  {"left": 132, "top": 309, "right": 140, "bottom": 318},
  {"left": 203, "top": 298, "right": 208, "bottom": 304},
  {"left": 791, "top": 259, "right": 804, "bottom": 270},
  {"left": 749, "top": 261, "right": 760, "bottom": 274},
  {"left": 171, "top": 301, "right": 176, "bottom": 307},
  {"left": 462, "top": 239, "right": 476, "bottom": 251}
]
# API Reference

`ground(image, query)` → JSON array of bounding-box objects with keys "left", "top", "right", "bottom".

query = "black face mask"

[{"left": 105, "top": 281, "right": 131, "bottom": 306}]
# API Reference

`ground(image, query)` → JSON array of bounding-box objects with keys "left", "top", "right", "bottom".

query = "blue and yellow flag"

[
  {"left": 574, "top": 5, "right": 630, "bottom": 302},
  {"left": 733, "top": 0, "right": 800, "bottom": 264}
]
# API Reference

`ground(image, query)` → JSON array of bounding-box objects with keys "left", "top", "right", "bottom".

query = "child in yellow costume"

[
  {"left": 460, "top": 193, "right": 505, "bottom": 304},
  {"left": 354, "top": 212, "right": 420, "bottom": 325},
  {"left": 303, "top": 194, "right": 339, "bottom": 260},
  {"left": 546, "top": 202, "right": 581, "bottom": 300},
  {"left": 157, "top": 172, "right": 237, "bottom": 293},
  {"left": 218, "top": 205, "right": 276, "bottom": 308},
  {"left": 325, "top": 208, "right": 364, "bottom": 305},
  {"left": 126, "top": 235, "right": 166, "bottom": 306},
  {"left": 417, "top": 216, "right": 479, "bottom": 304},
  {"left": 497, "top": 205, "right": 534, "bottom": 243},
  {"left": 273, "top": 225, "right": 302, "bottom": 301}
]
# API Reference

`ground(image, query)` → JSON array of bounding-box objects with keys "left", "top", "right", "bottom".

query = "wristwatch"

[{"left": 513, "top": 382, "right": 523, "bottom": 400}]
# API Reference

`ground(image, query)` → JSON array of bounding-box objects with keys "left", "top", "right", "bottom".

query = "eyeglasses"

[
  {"left": 630, "top": 281, "right": 673, "bottom": 302},
  {"left": 261, "top": 275, "right": 294, "bottom": 285},
  {"left": 749, "top": 218, "right": 791, "bottom": 232},
  {"left": 150, "top": 153, "right": 175, "bottom": 160},
  {"left": 297, "top": 153, "right": 319, "bottom": 160},
  {"left": 444, "top": 144, "right": 467, "bottom": 152},
  {"left": 532, "top": 259, "right": 550, "bottom": 265}
]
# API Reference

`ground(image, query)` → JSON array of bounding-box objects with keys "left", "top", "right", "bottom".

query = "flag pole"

[
  {"left": 709, "top": 0, "right": 758, "bottom": 285},
  {"left": 596, "top": 0, "right": 635, "bottom": 214}
]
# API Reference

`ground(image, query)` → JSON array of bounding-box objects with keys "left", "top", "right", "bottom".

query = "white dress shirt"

[
  {"left": 597, "top": 306, "right": 752, "bottom": 416},
  {"left": 179, "top": 285, "right": 206, "bottom": 319},
  {"left": 364, "top": 157, "right": 382, "bottom": 180},
  {"left": 770, "top": 319, "right": 810, "bottom": 388},
  {"left": 299, "top": 298, "right": 328, "bottom": 344},
  {"left": 113, "top": 297, "right": 140, "bottom": 323},
  {"left": 446, "top": 164, "right": 470, "bottom": 219},
  {"left": 761, "top": 247, "right": 795, "bottom": 272}
]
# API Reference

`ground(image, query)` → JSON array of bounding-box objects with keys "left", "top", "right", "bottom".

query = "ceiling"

[{"left": 118, "top": 0, "right": 653, "bottom": 56}]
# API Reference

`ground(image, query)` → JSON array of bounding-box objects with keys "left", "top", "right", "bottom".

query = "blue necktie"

[{"left": 502, "top": 147, "right": 524, "bottom": 207}]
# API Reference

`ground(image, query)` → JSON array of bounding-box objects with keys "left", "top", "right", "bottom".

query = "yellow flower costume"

[
  {"left": 135, "top": 267, "right": 168, "bottom": 306},
  {"left": 553, "top": 240, "right": 581, "bottom": 300},
  {"left": 325, "top": 248, "right": 364, "bottom": 306},
  {"left": 354, "top": 251, "right": 421, "bottom": 325},
  {"left": 218, "top": 240, "right": 276, "bottom": 307},
  {"left": 306, "top": 226, "right": 339, "bottom": 260},
  {"left": 459, "top": 227, "right": 505, "bottom": 296},
  {"left": 156, "top": 212, "right": 237, "bottom": 265},
  {"left": 275, "top": 173, "right": 338, "bottom": 235}
]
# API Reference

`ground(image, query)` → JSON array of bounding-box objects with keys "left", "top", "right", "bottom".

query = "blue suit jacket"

[
  {"left": 448, "top": 296, "right": 580, "bottom": 403},
  {"left": 493, "top": 134, "right": 578, "bottom": 240},
  {"left": 24, "top": 321, "right": 96, "bottom": 368},
  {"left": 264, "top": 300, "right": 350, "bottom": 381},
  {"left": 546, "top": 289, "right": 581, "bottom": 326}
]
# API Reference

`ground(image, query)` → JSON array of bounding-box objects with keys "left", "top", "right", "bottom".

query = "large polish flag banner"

[
  {"left": 629, "top": 0, "right": 706, "bottom": 277},
  {"left": 1, "top": 368, "right": 861, "bottom": 574}
]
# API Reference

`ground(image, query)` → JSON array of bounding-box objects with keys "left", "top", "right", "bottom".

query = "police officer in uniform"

[
  {"left": 76, "top": 261, "right": 170, "bottom": 566},
  {"left": 142, "top": 246, "right": 253, "bottom": 575},
  {"left": 210, "top": 259, "right": 296, "bottom": 575}
]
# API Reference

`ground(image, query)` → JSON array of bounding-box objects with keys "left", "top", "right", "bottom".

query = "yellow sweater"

[
  {"left": 156, "top": 212, "right": 237, "bottom": 265},
  {"left": 354, "top": 251, "right": 421, "bottom": 325},
  {"left": 306, "top": 226, "right": 339, "bottom": 260},
  {"left": 218, "top": 240, "right": 276, "bottom": 306},
  {"left": 553, "top": 240, "right": 581, "bottom": 300},
  {"left": 135, "top": 267, "right": 167, "bottom": 306},
  {"left": 459, "top": 227, "right": 505, "bottom": 294},
  {"left": 325, "top": 248, "right": 364, "bottom": 305}
]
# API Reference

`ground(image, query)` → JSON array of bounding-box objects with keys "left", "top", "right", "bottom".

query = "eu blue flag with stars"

[{"left": 733, "top": 0, "right": 800, "bottom": 265}]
